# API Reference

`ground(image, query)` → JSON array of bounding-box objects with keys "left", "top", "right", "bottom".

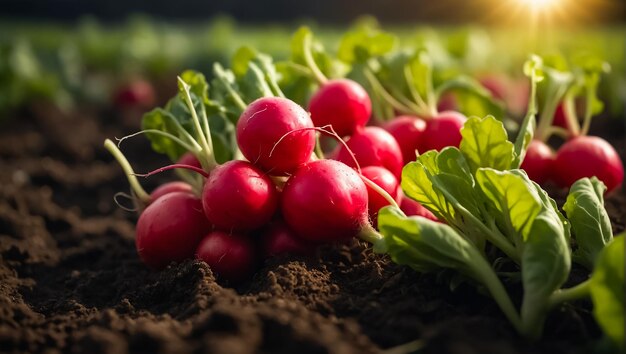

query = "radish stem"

[
  {"left": 104, "top": 139, "right": 150, "bottom": 204},
  {"left": 302, "top": 32, "right": 328, "bottom": 85},
  {"left": 548, "top": 279, "right": 591, "bottom": 307}
]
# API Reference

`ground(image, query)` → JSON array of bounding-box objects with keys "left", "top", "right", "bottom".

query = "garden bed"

[{"left": 0, "top": 103, "right": 624, "bottom": 354}]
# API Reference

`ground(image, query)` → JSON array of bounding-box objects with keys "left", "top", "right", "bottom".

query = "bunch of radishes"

[
  {"left": 104, "top": 32, "right": 623, "bottom": 286},
  {"left": 520, "top": 58, "right": 624, "bottom": 194},
  {"left": 105, "top": 73, "right": 442, "bottom": 283}
]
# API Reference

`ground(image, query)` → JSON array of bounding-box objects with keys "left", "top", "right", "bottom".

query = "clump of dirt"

[{"left": 0, "top": 103, "right": 624, "bottom": 354}]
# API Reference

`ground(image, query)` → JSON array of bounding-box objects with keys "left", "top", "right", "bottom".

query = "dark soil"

[{"left": 0, "top": 102, "right": 624, "bottom": 354}]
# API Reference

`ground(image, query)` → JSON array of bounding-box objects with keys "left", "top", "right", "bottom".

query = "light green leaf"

[
  {"left": 377, "top": 206, "right": 523, "bottom": 332},
  {"left": 460, "top": 116, "right": 515, "bottom": 173},
  {"left": 590, "top": 236, "right": 625, "bottom": 349},
  {"left": 142, "top": 108, "right": 189, "bottom": 161},
  {"left": 435, "top": 76, "right": 506, "bottom": 120},
  {"left": 475, "top": 168, "right": 542, "bottom": 247},
  {"left": 376, "top": 206, "right": 482, "bottom": 274},
  {"left": 563, "top": 177, "right": 613, "bottom": 269},
  {"left": 513, "top": 56, "right": 542, "bottom": 167},
  {"left": 401, "top": 148, "right": 479, "bottom": 225},
  {"left": 520, "top": 208, "right": 571, "bottom": 339},
  {"left": 337, "top": 23, "right": 397, "bottom": 64},
  {"left": 232, "top": 47, "right": 283, "bottom": 99}
]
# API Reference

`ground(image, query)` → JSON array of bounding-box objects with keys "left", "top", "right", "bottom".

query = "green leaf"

[
  {"left": 141, "top": 70, "right": 236, "bottom": 165},
  {"left": 179, "top": 69, "right": 208, "bottom": 99},
  {"left": 435, "top": 76, "right": 506, "bottom": 120},
  {"left": 210, "top": 63, "right": 247, "bottom": 119},
  {"left": 590, "top": 236, "right": 625, "bottom": 349},
  {"left": 512, "top": 56, "right": 542, "bottom": 167},
  {"left": 376, "top": 206, "right": 483, "bottom": 274},
  {"left": 402, "top": 148, "right": 480, "bottom": 226},
  {"left": 338, "top": 23, "right": 397, "bottom": 64},
  {"left": 377, "top": 206, "right": 524, "bottom": 332},
  {"left": 460, "top": 116, "right": 515, "bottom": 173},
  {"left": 232, "top": 47, "right": 283, "bottom": 99},
  {"left": 289, "top": 26, "right": 341, "bottom": 79},
  {"left": 520, "top": 205, "right": 571, "bottom": 339},
  {"left": 377, "top": 50, "right": 432, "bottom": 111},
  {"left": 141, "top": 108, "right": 189, "bottom": 161},
  {"left": 401, "top": 148, "right": 487, "bottom": 248},
  {"left": 475, "top": 168, "right": 542, "bottom": 247},
  {"left": 563, "top": 177, "right": 613, "bottom": 269},
  {"left": 531, "top": 180, "right": 571, "bottom": 242}
]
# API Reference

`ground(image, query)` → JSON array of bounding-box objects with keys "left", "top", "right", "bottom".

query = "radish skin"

[
  {"left": 195, "top": 231, "right": 256, "bottom": 283},
  {"left": 308, "top": 79, "right": 372, "bottom": 137},
  {"left": 421, "top": 111, "right": 467, "bottom": 152},
  {"left": 553, "top": 136, "right": 624, "bottom": 194},
  {"left": 237, "top": 97, "right": 315, "bottom": 175},
  {"left": 281, "top": 159, "right": 369, "bottom": 242},
  {"left": 383, "top": 115, "right": 427, "bottom": 165},
  {"left": 202, "top": 160, "right": 278, "bottom": 231},
  {"left": 361, "top": 166, "right": 401, "bottom": 227},
  {"left": 332, "top": 126, "right": 404, "bottom": 179},
  {"left": 520, "top": 140, "right": 555, "bottom": 185},
  {"left": 136, "top": 192, "right": 211, "bottom": 269}
]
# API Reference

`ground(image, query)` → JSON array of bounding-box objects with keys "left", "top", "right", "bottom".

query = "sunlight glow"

[{"left": 519, "top": 0, "right": 561, "bottom": 12}]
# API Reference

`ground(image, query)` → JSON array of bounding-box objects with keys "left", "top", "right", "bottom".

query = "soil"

[{"left": 0, "top": 102, "right": 624, "bottom": 354}]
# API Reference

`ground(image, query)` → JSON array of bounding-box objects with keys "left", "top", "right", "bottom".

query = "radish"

[
  {"left": 114, "top": 79, "right": 156, "bottom": 109},
  {"left": 479, "top": 75, "right": 508, "bottom": 101},
  {"left": 281, "top": 159, "right": 369, "bottom": 242},
  {"left": 400, "top": 195, "right": 438, "bottom": 222},
  {"left": 136, "top": 192, "right": 211, "bottom": 269},
  {"left": 520, "top": 140, "right": 555, "bottom": 185},
  {"left": 202, "top": 160, "right": 278, "bottom": 231},
  {"left": 436, "top": 92, "right": 459, "bottom": 113},
  {"left": 420, "top": 111, "right": 467, "bottom": 152},
  {"left": 195, "top": 231, "right": 256, "bottom": 283},
  {"left": 237, "top": 97, "right": 316, "bottom": 175},
  {"left": 308, "top": 79, "right": 372, "bottom": 137},
  {"left": 383, "top": 116, "right": 427, "bottom": 164},
  {"left": 177, "top": 152, "right": 202, "bottom": 170},
  {"left": 261, "top": 221, "right": 316, "bottom": 257},
  {"left": 361, "top": 166, "right": 401, "bottom": 227},
  {"left": 150, "top": 181, "right": 194, "bottom": 203},
  {"left": 332, "top": 126, "right": 404, "bottom": 178},
  {"left": 553, "top": 136, "right": 624, "bottom": 194}
]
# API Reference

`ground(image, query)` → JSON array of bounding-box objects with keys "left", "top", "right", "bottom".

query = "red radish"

[
  {"left": 150, "top": 181, "right": 194, "bottom": 203},
  {"left": 281, "top": 159, "right": 369, "bottom": 242},
  {"left": 437, "top": 92, "right": 458, "bottom": 112},
  {"left": 136, "top": 192, "right": 211, "bottom": 269},
  {"left": 383, "top": 116, "right": 427, "bottom": 164},
  {"left": 114, "top": 79, "right": 156, "bottom": 109},
  {"left": 202, "top": 160, "right": 278, "bottom": 231},
  {"left": 553, "top": 136, "right": 624, "bottom": 194},
  {"left": 520, "top": 140, "right": 555, "bottom": 184},
  {"left": 332, "top": 126, "right": 404, "bottom": 179},
  {"left": 479, "top": 75, "right": 508, "bottom": 101},
  {"left": 237, "top": 97, "right": 316, "bottom": 175},
  {"left": 261, "top": 221, "right": 316, "bottom": 257},
  {"left": 308, "top": 79, "right": 372, "bottom": 137},
  {"left": 195, "top": 231, "right": 256, "bottom": 283},
  {"left": 361, "top": 166, "right": 401, "bottom": 227},
  {"left": 421, "top": 111, "right": 467, "bottom": 152},
  {"left": 177, "top": 152, "right": 202, "bottom": 170},
  {"left": 552, "top": 102, "right": 569, "bottom": 130},
  {"left": 400, "top": 196, "right": 438, "bottom": 222}
]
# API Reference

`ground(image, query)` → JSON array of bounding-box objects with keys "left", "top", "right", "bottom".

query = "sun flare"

[{"left": 519, "top": 0, "right": 561, "bottom": 11}]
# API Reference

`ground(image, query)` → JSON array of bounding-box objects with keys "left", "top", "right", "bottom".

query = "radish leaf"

[
  {"left": 590, "top": 235, "right": 624, "bottom": 349},
  {"left": 460, "top": 116, "right": 514, "bottom": 173},
  {"left": 563, "top": 177, "right": 613, "bottom": 269}
]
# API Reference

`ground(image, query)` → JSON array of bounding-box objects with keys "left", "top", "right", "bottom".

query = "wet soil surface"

[{"left": 0, "top": 103, "right": 624, "bottom": 354}]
